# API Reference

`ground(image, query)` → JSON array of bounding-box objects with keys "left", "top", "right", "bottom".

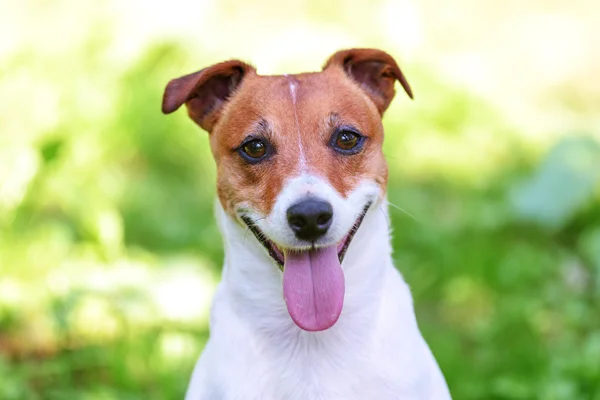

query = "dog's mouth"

[
  {"left": 240, "top": 202, "right": 371, "bottom": 269},
  {"left": 240, "top": 202, "right": 371, "bottom": 332}
]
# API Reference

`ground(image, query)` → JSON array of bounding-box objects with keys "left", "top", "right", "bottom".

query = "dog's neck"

[{"left": 214, "top": 200, "right": 394, "bottom": 342}]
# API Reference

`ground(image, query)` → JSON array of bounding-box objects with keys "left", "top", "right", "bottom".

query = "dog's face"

[{"left": 163, "top": 49, "right": 412, "bottom": 332}]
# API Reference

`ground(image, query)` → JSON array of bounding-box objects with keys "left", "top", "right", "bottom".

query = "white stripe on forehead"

[
  {"left": 287, "top": 77, "right": 297, "bottom": 102},
  {"left": 284, "top": 74, "right": 307, "bottom": 173}
]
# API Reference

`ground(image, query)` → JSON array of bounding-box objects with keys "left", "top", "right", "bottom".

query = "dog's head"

[{"left": 162, "top": 48, "right": 412, "bottom": 332}]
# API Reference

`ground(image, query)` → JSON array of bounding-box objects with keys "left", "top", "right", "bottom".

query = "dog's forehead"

[{"left": 218, "top": 70, "right": 380, "bottom": 141}]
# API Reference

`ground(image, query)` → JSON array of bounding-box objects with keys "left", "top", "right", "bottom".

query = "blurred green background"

[{"left": 1, "top": 0, "right": 599, "bottom": 399}]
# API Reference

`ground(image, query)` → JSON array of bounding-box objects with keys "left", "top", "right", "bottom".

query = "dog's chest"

[
  {"left": 210, "top": 328, "right": 427, "bottom": 400},
  {"left": 187, "top": 251, "right": 449, "bottom": 400},
  {"left": 230, "top": 349, "right": 406, "bottom": 400}
]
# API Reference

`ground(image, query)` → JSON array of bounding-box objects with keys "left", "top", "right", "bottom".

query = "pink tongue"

[{"left": 282, "top": 246, "right": 345, "bottom": 331}]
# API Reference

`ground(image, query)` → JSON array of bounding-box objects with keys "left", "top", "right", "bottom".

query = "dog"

[{"left": 162, "top": 48, "right": 451, "bottom": 400}]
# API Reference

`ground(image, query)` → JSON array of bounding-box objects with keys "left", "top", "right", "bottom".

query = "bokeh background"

[{"left": 1, "top": 0, "right": 600, "bottom": 399}]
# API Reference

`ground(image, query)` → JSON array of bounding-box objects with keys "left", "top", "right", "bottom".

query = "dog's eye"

[
  {"left": 240, "top": 139, "right": 267, "bottom": 160},
  {"left": 331, "top": 128, "right": 364, "bottom": 154},
  {"left": 336, "top": 132, "right": 359, "bottom": 150}
]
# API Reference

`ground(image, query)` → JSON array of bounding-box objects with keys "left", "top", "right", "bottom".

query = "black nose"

[{"left": 287, "top": 199, "right": 333, "bottom": 241}]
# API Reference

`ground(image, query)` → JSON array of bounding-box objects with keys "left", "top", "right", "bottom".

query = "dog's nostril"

[
  {"left": 289, "top": 216, "right": 306, "bottom": 229},
  {"left": 286, "top": 199, "right": 333, "bottom": 241},
  {"left": 317, "top": 214, "right": 331, "bottom": 226}
]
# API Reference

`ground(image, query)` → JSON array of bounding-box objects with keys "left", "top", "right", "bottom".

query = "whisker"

[
  {"left": 242, "top": 215, "right": 266, "bottom": 241},
  {"left": 379, "top": 207, "right": 391, "bottom": 231},
  {"left": 386, "top": 200, "right": 419, "bottom": 222}
]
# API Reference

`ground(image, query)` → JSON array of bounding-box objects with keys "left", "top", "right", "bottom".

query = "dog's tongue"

[{"left": 282, "top": 245, "right": 345, "bottom": 331}]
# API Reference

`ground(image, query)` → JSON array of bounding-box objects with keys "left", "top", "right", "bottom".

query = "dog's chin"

[{"left": 241, "top": 202, "right": 371, "bottom": 270}]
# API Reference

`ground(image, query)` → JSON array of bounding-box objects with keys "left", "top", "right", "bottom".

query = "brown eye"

[
  {"left": 332, "top": 129, "right": 364, "bottom": 154},
  {"left": 241, "top": 139, "right": 267, "bottom": 160},
  {"left": 336, "top": 132, "right": 359, "bottom": 150}
]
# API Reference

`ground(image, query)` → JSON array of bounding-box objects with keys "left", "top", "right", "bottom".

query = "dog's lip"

[
  {"left": 240, "top": 215, "right": 285, "bottom": 268},
  {"left": 337, "top": 201, "right": 372, "bottom": 262},
  {"left": 240, "top": 202, "right": 372, "bottom": 270}
]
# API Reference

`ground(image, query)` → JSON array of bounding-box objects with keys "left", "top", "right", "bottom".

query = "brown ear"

[
  {"left": 323, "top": 48, "right": 413, "bottom": 114},
  {"left": 162, "top": 60, "right": 255, "bottom": 132}
]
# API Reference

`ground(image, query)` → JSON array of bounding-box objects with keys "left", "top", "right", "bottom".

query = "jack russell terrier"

[{"left": 162, "top": 48, "right": 451, "bottom": 400}]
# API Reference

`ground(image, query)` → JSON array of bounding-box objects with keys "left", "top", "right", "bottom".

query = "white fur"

[
  {"left": 285, "top": 75, "right": 307, "bottom": 172},
  {"left": 184, "top": 173, "right": 451, "bottom": 399},
  {"left": 244, "top": 174, "right": 378, "bottom": 250}
]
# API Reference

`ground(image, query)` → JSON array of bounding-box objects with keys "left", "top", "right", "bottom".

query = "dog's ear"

[
  {"left": 323, "top": 48, "right": 413, "bottom": 114},
  {"left": 162, "top": 60, "right": 255, "bottom": 132}
]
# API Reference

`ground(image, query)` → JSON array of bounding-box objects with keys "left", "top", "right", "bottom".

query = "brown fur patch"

[{"left": 209, "top": 67, "right": 388, "bottom": 217}]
